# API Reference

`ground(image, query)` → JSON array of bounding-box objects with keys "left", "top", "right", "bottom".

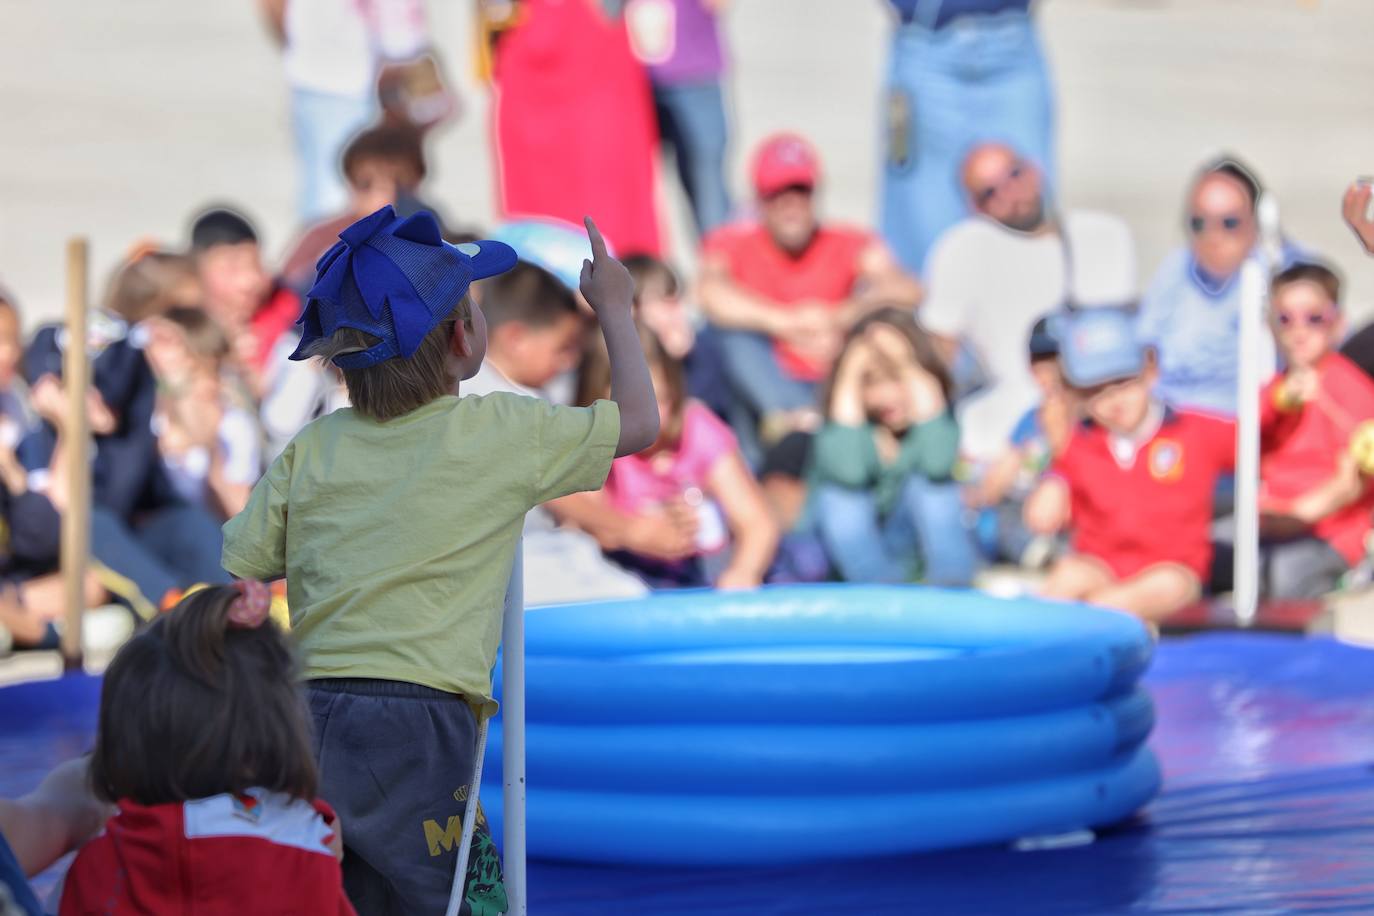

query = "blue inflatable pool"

[{"left": 480, "top": 585, "right": 1160, "bottom": 866}]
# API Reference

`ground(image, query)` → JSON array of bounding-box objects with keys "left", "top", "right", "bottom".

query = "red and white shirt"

[
  {"left": 1052, "top": 406, "right": 1236, "bottom": 580},
  {"left": 60, "top": 790, "right": 355, "bottom": 915},
  {"left": 702, "top": 221, "right": 875, "bottom": 382},
  {"left": 1260, "top": 351, "right": 1374, "bottom": 565}
]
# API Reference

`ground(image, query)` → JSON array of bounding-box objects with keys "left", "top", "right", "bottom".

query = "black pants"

[{"left": 307, "top": 678, "right": 506, "bottom": 915}]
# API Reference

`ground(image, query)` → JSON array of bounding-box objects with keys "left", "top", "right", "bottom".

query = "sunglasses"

[
  {"left": 975, "top": 164, "right": 1024, "bottom": 207},
  {"left": 1188, "top": 213, "right": 1246, "bottom": 235},
  {"left": 1274, "top": 309, "right": 1337, "bottom": 328}
]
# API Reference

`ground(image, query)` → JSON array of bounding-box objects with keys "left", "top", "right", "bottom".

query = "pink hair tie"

[{"left": 228, "top": 580, "right": 271, "bottom": 629}]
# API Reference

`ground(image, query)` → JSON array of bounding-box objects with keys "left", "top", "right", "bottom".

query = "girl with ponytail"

[{"left": 59, "top": 583, "right": 355, "bottom": 915}]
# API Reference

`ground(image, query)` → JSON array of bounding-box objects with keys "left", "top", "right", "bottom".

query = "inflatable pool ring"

[{"left": 480, "top": 585, "right": 1159, "bottom": 866}]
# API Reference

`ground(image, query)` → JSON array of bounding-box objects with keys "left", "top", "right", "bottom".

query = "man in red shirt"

[
  {"left": 190, "top": 208, "right": 302, "bottom": 398},
  {"left": 1026, "top": 308, "right": 1235, "bottom": 620},
  {"left": 1251, "top": 262, "right": 1374, "bottom": 597},
  {"left": 698, "top": 133, "right": 921, "bottom": 450}
]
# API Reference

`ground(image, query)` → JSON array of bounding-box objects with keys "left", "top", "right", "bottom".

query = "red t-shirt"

[
  {"left": 1260, "top": 351, "right": 1374, "bottom": 565},
  {"left": 250, "top": 285, "right": 303, "bottom": 375},
  {"left": 1052, "top": 408, "right": 1236, "bottom": 580},
  {"left": 61, "top": 792, "right": 355, "bottom": 916},
  {"left": 702, "top": 221, "right": 875, "bottom": 381}
]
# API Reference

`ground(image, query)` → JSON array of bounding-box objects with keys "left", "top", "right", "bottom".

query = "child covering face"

[{"left": 802, "top": 308, "right": 977, "bottom": 586}]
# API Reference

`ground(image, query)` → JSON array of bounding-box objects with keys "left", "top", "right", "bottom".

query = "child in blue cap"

[{"left": 221, "top": 205, "right": 658, "bottom": 914}]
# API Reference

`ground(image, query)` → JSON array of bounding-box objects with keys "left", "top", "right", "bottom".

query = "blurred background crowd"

[{"left": 1, "top": 0, "right": 1373, "bottom": 652}]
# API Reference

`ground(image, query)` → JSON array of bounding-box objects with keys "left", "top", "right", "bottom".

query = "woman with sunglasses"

[{"left": 1136, "top": 156, "right": 1309, "bottom": 418}]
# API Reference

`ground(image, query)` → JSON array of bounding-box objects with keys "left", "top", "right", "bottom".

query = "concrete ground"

[{"left": 1, "top": 0, "right": 1372, "bottom": 325}]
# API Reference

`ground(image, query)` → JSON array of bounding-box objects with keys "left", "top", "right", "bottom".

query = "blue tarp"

[{"left": 4, "top": 633, "right": 1374, "bottom": 913}]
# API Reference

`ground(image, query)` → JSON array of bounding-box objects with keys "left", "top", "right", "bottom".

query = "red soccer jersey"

[
  {"left": 1260, "top": 351, "right": 1374, "bottom": 565},
  {"left": 1052, "top": 407, "right": 1236, "bottom": 580},
  {"left": 701, "top": 221, "right": 875, "bottom": 381},
  {"left": 60, "top": 791, "right": 355, "bottom": 916}
]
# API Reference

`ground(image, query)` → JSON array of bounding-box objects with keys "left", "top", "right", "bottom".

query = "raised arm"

[
  {"left": 837, "top": 240, "right": 923, "bottom": 326},
  {"left": 580, "top": 217, "right": 660, "bottom": 457}
]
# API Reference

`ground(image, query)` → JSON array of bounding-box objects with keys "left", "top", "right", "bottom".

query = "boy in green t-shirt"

[{"left": 221, "top": 205, "right": 657, "bottom": 913}]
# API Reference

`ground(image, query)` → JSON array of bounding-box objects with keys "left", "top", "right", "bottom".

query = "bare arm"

[
  {"left": 0, "top": 757, "right": 111, "bottom": 877},
  {"left": 546, "top": 491, "right": 698, "bottom": 561},
  {"left": 696, "top": 251, "right": 792, "bottom": 335},
  {"left": 827, "top": 339, "right": 871, "bottom": 427},
  {"left": 837, "top": 240, "right": 923, "bottom": 327},
  {"left": 1024, "top": 476, "right": 1071, "bottom": 535},
  {"left": 968, "top": 447, "right": 1022, "bottom": 509},
  {"left": 258, "top": 0, "right": 288, "bottom": 45},
  {"left": 579, "top": 218, "right": 660, "bottom": 457},
  {"left": 709, "top": 452, "right": 780, "bottom": 589},
  {"left": 1286, "top": 453, "right": 1366, "bottom": 524}
]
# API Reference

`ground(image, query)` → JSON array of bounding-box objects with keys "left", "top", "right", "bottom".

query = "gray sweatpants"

[{"left": 307, "top": 678, "right": 506, "bottom": 916}]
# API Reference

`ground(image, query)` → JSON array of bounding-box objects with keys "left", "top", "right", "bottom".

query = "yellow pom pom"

[
  {"left": 1350, "top": 420, "right": 1374, "bottom": 476},
  {"left": 269, "top": 594, "right": 291, "bottom": 631}
]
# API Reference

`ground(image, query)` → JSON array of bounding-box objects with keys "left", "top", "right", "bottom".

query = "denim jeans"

[
  {"left": 714, "top": 328, "right": 817, "bottom": 468},
  {"left": 91, "top": 505, "right": 230, "bottom": 606},
  {"left": 291, "top": 87, "right": 375, "bottom": 223},
  {"left": 814, "top": 477, "right": 978, "bottom": 586},
  {"left": 653, "top": 80, "right": 733, "bottom": 235},
  {"left": 880, "top": 11, "right": 1055, "bottom": 275}
]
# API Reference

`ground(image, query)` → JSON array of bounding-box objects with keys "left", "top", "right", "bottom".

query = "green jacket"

[{"left": 807, "top": 412, "right": 961, "bottom": 518}]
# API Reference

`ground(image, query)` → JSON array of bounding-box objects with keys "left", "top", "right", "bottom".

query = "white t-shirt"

[
  {"left": 919, "top": 211, "right": 1137, "bottom": 462},
  {"left": 284, "top": 0, "right": 429, "bottom": 97}
]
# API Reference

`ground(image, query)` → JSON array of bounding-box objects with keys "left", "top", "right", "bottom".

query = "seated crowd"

[{"left": 2, "top": 125, "right": 1373, "bottom": 659}]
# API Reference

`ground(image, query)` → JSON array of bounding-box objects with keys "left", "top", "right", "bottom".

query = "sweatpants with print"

[{"left": 307, "top": 678, "right": 507, "bottom": 916}]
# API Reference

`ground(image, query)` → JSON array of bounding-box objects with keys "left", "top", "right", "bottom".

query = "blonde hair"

[{"left": 303, "top": 295, "right": 472, "bottom": 422}]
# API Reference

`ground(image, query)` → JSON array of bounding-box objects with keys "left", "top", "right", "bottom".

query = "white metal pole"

[
  {"left": 445, "top": 715, "right": 489, "bottom": 916},
  {"left": 1234, "top": 192, "right": 1282, "bottom": 627},
  {"left": 1234, "top": 259, "right": 1263, "bottom": 627},
  {"left": 446, "top": 541, "right": 524, "bottom": 916},
  {"left": 501, "top": 542, "right": 528, "bottom": 915}
]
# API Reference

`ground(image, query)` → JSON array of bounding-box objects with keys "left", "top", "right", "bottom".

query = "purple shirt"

[{"left": 627, "top": 0, "right": 725, "bottom": 85}]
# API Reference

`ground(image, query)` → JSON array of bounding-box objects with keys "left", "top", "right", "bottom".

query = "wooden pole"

[{"left": 60, "top": 238, "right": 91, "bottom": 670}]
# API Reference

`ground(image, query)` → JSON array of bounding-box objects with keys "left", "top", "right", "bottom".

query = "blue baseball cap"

[
  {"left": 291, "top": 205, "right": 517, "bottom": 369},
  {"left": 488, "top": 217, "right": 611, "bottom": 292},
  {"left": 1056, "top": 308, "right": 1146, "bottom": 388}
]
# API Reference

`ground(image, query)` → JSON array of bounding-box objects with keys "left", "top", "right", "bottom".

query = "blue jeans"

[
  {"left": 91, "top": 505, "right": 229, "bottom": 606},
  {"left": 653, "top": 80, "right": 733, "bottom": 235},
  {"left": 715, "top": 328, "right": 817, "bottom": 467},
  {"left": 814, "top": 478, "right": 978, "bottom": 586},
  {"left": 291, "top": 87, "right": 375, "bottom": 223},
  {"left": 880, "top": 11, "right": 1055, "bottom": 275}
]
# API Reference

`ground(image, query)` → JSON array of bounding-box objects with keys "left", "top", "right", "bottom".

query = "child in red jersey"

[
  {"left": 59, "top": 584, "right": 354, "bottom": 916},
  {"left": 1250, "top": 262, "right": 1374, "bottom": 596},
  {"left": 1026, "top": 308, "right": 1235, "bottom": 620}
]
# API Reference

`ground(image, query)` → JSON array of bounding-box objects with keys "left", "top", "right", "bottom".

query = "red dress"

[{"left": 491, "top": 0, "right": 662, "bottom": 255}]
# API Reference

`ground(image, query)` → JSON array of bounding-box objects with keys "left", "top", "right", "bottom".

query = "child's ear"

[{"left": 450, "top": 320, "right": 473, "bottom": 359}]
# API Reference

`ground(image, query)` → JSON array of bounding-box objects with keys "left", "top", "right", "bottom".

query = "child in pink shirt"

[{"left": 580, "top": 323, "right": 779, "bottom": 588}]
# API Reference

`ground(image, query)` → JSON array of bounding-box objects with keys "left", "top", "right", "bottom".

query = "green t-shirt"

[
  {"left": 808, "top": 412, "right": 961, "bottom": 517},
  {"left": 222, "top": 393, "right": 620, "bottom": 714}
]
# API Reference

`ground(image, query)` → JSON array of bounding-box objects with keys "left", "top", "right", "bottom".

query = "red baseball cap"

[{"left": 752, "top": 133, "right": 820, "bottom": 198}]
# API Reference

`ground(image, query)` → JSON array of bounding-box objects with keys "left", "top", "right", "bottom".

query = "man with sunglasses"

[
  {"left": 698, "top": 133, "right": 922, "bottom": 461},
  {"left": 1137, "top": 157, "right": 1306, "bottom": 417},
  {"left": 918, "top": 141, "right": 1135, "bottom": 463}
]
